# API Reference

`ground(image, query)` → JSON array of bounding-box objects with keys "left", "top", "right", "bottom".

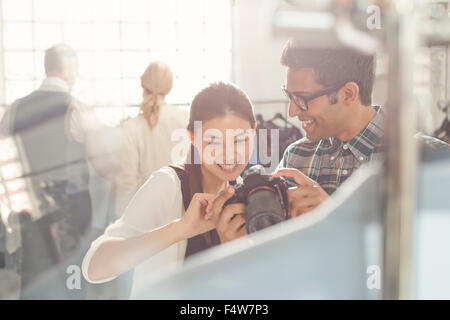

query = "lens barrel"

[{"left": 245, "top": 189, "right": 285, "bottom": 233}]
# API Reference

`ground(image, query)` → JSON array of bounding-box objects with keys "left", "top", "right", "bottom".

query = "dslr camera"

[{"left": 224, "top": 165, "right": 290, "bottom": 234}]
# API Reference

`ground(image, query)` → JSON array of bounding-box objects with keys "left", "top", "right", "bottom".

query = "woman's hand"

[
  {"left": 206, "top": 186, "right": 247, "bottom": 243},
  {"left": 179, "top": 193, "right": 216, "bottom": 240},
  {"left": 215, "top": 204, "right": 247, "bottom": 243}
]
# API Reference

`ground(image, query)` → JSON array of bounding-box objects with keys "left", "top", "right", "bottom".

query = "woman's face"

[{"left": 193, "top": 113, "right": 255, "bottom": 182}]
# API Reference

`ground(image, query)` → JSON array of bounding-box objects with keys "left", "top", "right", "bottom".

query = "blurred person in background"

[
  {"left": 0, "top": 43, "right": 115, "bottom": 299},
  {"left": 114, "top": 61, "right": 189, "bottom": 217},
  {"left": 0, "top": 44, "right": 92, "bottom": 259}
]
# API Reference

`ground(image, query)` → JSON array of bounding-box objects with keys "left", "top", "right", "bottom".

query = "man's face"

[{"left": 286, "top": 68, "right": 344, "bottom": 141}]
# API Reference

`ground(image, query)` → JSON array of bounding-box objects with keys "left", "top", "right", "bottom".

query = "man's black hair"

[{"left": 281, "top": 39, "right": 376, "bottom": 106}]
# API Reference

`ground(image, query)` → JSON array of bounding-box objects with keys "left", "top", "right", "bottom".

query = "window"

[
  {"left": 0, "top": 0, "right": 232, "bottom": 214},
  {"left": 1, "top": 0, "right": 232, "bottom": 106}
]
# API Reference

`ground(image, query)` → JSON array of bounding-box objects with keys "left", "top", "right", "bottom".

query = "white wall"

[
  {"left": 231, "top": 0, "right": 291, "bottom": 122},
  {"left": 230, "top": 0, "right": 389, "bottom": 127}
]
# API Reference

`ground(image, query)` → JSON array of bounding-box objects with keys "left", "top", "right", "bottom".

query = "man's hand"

[
  {"left": 206, "top": 186, "right": 247, "bottom": 243},
  {"left": 272, "top": 168, "right": 329, "bottom": 217}
]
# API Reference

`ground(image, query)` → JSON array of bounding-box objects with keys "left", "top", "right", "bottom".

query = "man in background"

[{"left": 0, "top": 44, "right": 96, "bottom": 299}]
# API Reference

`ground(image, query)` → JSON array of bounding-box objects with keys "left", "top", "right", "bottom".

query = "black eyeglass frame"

[{"left": 281, "top": 84, "right": 343, "bottom": 112}]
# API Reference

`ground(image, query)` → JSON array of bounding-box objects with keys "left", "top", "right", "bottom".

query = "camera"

[{"left": 224, "top": 165, "right": 290, "bottom": 234}]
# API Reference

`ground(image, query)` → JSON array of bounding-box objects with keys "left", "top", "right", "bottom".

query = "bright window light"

[
  {"left": 1, "top": 0, "right": 232, "bottom": 108},
  {"left": 0, "top": 0, "right": 232, "bottom": 214}
]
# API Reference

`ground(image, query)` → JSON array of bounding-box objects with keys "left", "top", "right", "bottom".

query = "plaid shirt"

[{"left": 279, "top": 105, "right": 385, "bottom": 195}]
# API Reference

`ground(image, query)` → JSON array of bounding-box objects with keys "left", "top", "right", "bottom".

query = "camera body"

[{"left": 224, "top": 165, "right": 290, "bottom": 234}]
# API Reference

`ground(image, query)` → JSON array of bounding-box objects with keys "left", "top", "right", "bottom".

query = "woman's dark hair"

[{"left": 184, "top": 81, "right": 256, "bottom": 197}]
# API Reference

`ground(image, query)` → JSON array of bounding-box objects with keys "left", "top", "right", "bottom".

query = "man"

[
  {"left": 202, "top": 40, "right": 382, "bottom": 240},
  {"left": 0, "top": 44, "right": 95, "bottom": 298},
  {"left": 272, "top": 39, "right": 384, "bottom": 218}
]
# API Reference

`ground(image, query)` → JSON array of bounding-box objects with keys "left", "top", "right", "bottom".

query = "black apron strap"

[
  {"left": 167, "top": 165, "right": 220, "bottom": 260},
  {"left": 168, "top": 164, "right": 191, "bottom": 211}
]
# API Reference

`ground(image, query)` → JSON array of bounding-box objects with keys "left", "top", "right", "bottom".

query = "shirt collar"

[
  {"left": 319, "top": 105, "right": 384, "bottom": 162},
  {"left": 39, "top": 77, "right": 70, "bottom": 93},
  {"left": 345, "top": 105, "right": 384, "bottom": 162}
]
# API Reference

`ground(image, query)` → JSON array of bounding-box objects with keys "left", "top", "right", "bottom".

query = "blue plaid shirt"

[{"left": 278, "top": 106, "right": 385, "bottom": 195}]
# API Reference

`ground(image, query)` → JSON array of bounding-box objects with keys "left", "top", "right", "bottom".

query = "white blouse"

[
  {"left": 114, "top": 104, "right": 189, "bottom": 217},
  {"left": 82, "top": 166, "right": 187, "bottom": 296}
]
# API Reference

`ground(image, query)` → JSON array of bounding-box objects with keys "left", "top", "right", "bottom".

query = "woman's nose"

[
  {"left": 220, "top": 144, "right": 234, "bottom": 164},
  {"left": 225, "top": 150, "right": 235, "bottom": 164}
]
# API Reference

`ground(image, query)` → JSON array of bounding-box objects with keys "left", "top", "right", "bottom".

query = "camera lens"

[{"left": 245, "top": 189, "right": 285, "bottom": 233}]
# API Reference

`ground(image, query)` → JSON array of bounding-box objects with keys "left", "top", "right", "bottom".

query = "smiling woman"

[
  {"left": 81, "top": 82, "right": 257, "bottom": 297},
  {"left": 186, "top": 82, "right": 256, "bottom": 194}
]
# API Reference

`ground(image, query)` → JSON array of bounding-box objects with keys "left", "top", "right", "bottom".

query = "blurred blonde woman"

[{"left": 115, "top": 61, "right": 189, "bottom": 216}]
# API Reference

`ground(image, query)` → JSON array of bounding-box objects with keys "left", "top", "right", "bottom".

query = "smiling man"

[{"left": 273, "top": 39, "right": 384, "bottom": 217}]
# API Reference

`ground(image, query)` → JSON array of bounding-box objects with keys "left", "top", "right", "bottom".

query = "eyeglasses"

[{"left": 281, "top": 84, "right": 342, "bottom": 112}]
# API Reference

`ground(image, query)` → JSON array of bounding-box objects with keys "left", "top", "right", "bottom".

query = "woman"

[
  {"left": 82, "top": 82, "right": 256, "bottom": 296},
  {"left": 115, "top": 61, "right": 189, "bottom": 216}
]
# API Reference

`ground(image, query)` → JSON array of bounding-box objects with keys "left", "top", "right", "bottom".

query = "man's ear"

[{"left": 341, "top": 82, "right": 360, "bottom": 106}]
